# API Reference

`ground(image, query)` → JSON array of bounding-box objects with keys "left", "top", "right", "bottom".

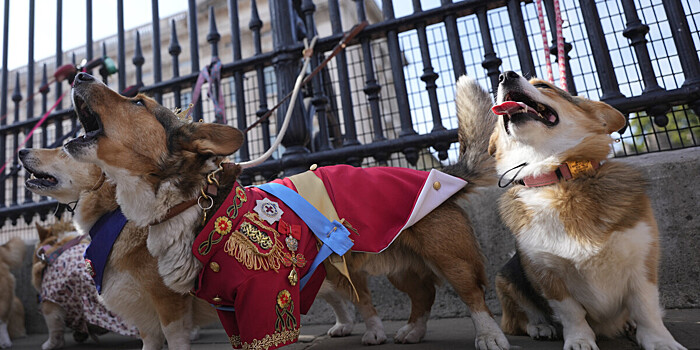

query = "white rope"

[{"left": 239, "top": 36, "right": 318, "bottom": 169}]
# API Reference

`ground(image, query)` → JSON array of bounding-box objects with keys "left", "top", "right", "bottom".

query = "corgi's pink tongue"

[{"left": 491, "top": 101, "right": 528, "bottom": 115}]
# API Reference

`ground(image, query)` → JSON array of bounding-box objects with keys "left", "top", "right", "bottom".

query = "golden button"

[
  {"left": 309, "top": 164, "right": 318, "bottom": 171},
  {"left": 433, "top": 181, "right": 441, "bottom": 190},
  {"left": 209, "top": 262, "right": 220, "bottom": 272},
  {"left": 212, "top": 296, "right": 222, "bottom": 303}
]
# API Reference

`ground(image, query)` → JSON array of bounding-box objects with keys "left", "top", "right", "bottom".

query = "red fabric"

[
  {"left": 313, "top": 165, "right": 430, "bottom": 252},
  {"left": 192, "top": 165, "right": 432, "bottom": 349},
  {"left": 192, "top": 180, "right": 325, "bottom": 350}
]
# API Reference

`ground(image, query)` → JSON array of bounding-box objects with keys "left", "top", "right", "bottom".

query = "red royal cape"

[{"left": 192, "top": 165, "right": 466, "bottom": 350}]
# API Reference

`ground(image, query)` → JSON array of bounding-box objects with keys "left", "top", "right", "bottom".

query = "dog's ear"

[
  {"left": 488, "top": 131, "right": 498, "bottom": 156},
  {"left": 596, "top": 101, "right": 626, "bottom": 134},
  {"left": 35, "top": 222, "right": 51, "bottom": 242},
  {"left": 581, "top": 99, "right": 627, "bottom": 134},
  {"left": 174, "top": 123, "right": 245, "bottom": 156}
]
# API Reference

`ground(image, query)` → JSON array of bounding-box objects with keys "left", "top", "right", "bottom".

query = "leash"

[
  {"left": 152, "top": 23, "right": 367, "bottom": 225},
  {"left": 0, "top": 56, "right": 117, "bottom": 123},
  {"left": 0, "top": 65, "right": 73, "bottom": 123},
  {"left": 238, "top": 36, "right": 317, "bottom": 169},
  {"left": 244, "top": 21, "right": 368, "bottom": 134},
  {"left": 0, "top": 57, "right": 118, "bottom": 180},
  {"left": 36, "top": 232, "right": 88, "bottom": 265},
  {"left": 188, "top": 57, "right": 226, "bottom": 124},
  {"left": 0, "top": 91, "right": 68, "bottom": 176},
  {"left": 535, "top": 0, "right": 566, "bottom": 89},
  {"left": 149, "top": 44, "right": 317, "bottom": 225},
  {"left": 148, "top": 40, "right": 307, "bottom": 224}
]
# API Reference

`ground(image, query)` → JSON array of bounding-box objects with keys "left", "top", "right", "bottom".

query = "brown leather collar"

[
  {"left": 149, "top": 162, "right": 236, "bottom": 226},
  {"left": 90, "top": 172, "right": 106, "bottom": 191}
]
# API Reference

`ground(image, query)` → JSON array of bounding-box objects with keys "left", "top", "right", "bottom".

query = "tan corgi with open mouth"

[
  {"left": 488, "top": 71, "right": 686, "bottom": 350},
  {"left": 20, "top": 146, "right": 217, "bottom": 350},
  {"left": 63, "top": 72, "right": 510, "bottom": 350}
]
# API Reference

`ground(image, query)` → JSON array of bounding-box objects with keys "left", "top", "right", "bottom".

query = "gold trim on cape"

[
  {"left": 224, "top": 213, "right": 285, "bottom": 272},
  {"left": 229, "top": 328, "right": 300, "bottom": 350}
]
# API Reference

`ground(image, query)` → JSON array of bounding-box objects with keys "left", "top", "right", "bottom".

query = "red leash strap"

[
  {"left": 535, "top": 0, "right": 566, "bottom": 89},
  {"left": 553, "top": 0, "right": 567, "bottom": 90},
  {"left": 0, "top": 90, "right": 68, "bottom": 175},
  {"left": 536, "top": 0, "right": 554, "bottom": 83}
]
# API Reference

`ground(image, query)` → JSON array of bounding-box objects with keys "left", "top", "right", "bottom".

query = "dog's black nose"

[
  {"left": 499, "top": 71, "right": 520, "bottom": 84},
  {"left": 74, "top": 72, "right": 95, "bottom": 84},
  {"left": 18, "top": 148, "right": 28, "bottom": 159}
]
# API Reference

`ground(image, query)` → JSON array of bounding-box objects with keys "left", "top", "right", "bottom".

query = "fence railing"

[{"left": 0, "top": 0, "right": 698, "bottom": 233}]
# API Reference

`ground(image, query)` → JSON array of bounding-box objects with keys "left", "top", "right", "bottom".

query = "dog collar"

[
  {"left": 37, "top": 232, "right": 87, "bottom": 265},
  {"left": 150, "top": 163, "right": 237, "bottom": 226},
  {"left": 519, "top": 160, "right": 600, "bottom": 187}
]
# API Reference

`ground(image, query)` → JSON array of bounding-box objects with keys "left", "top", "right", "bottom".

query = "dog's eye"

[
  {"left": 533, "top": 83, "right": 552, "bottom": 90},
  {"left": 133, "top": 99, "right": 145, "bottom": 107}
]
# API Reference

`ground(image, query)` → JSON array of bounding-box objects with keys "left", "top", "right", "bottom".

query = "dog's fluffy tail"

[
  {"left": 0, "top": 237, "right": 26, "bottom": 269},
  {"left": 443, "top": 76, "right": 497, "bottom": 189}
]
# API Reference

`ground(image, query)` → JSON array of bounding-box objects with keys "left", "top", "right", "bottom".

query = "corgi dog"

[
  {"left": 486, "top": 71, "right": 686, "bottom": 350},
  {"left": 62, "top": 71, "right": 509, "bottom": 350},
  {"left": 0, "top": 236, "right": 25, "bottom": 349},
  {"left": 19, "top": 147, "right": 217, "bottom": 350},
  {"left": 31, "top": 220, "right": 138, "bottom": 349}
]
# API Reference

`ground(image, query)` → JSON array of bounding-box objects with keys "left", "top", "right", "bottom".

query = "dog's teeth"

[{"left": 30, "top": 173, "right": 36, "bottom": 180}]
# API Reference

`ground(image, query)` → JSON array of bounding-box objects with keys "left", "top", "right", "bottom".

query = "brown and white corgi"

[
  {"left": 0, "top": 236, "right": 25, "bottom": 349},
  {"left": 487, "top": 71, "right": 686, "bottom": 350},
  {"left": 31, "top": 220, "right": 139, "bottom": 349},
  {"left": 62, "top": 72, "right": 509, "bottom": 349},
  {"left": 19, "top": 147, "right": 217, "bottom": 350}
]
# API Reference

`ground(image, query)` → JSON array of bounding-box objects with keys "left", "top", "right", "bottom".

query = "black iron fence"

[{"left": 0, "top": 0, "right": 698, "bottom": 236}]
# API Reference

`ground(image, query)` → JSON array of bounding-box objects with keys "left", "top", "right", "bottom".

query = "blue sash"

[{"left": 257, "top": 183, "right": 354, "bottom": 290}]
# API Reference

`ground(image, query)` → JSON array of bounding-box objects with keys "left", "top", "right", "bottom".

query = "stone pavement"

[{"left": 10, "top": 309, "right": 699, "bottom": 349}]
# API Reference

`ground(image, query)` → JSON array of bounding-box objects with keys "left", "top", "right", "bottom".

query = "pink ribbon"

[
  {"left": 0, "top": 90, "right": 67, "bottom": 175},
  {"left": 535, "top": 0, "right": 566, "bottom": 89}
]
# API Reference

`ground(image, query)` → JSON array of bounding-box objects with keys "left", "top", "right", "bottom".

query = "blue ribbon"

[{"left": 257, "top": 183, "right": 354, "bottom": 290}]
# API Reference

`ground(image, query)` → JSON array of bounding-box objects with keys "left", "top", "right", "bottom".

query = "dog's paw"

[
  {"left": 638, "top": 338, "right": 687, "bottom": 350},
  {"left": 394, "top": 322, "right": 427, "bottom": 344},
  {"left": 563, "top": 338, "right": 599, "bottom": 350},
  {"left": 474, "top": 331, "right": 510, "bottom": 350},
  {"left": 41, "top": 338, "right": 65, "bottom": 350},
  {"left": 527, "top": 323, "right": 558, "bottom": 340},
  {"left": 624, "top": 320, "right": 637, "bottom": 339},
  {"left": 72, "top": 331, "right": 89, "bottom": 343},
  {"left": 643, "top": 343, "right": 687, "bottom": 350},
  {"left": 636, "top": 326, "right": 687, "bottom": 350},
  {"left": 0, "top": 328, "right": 10, "bottom": 349},
  {"left": 361, "top": 328, "right": 387, "bottom": 345},
  {"left": 189, "top": 326, "right": 201, "bottom": 341},
  {"left": 327, "top": 322, "right": 353, "bottom": 337}
]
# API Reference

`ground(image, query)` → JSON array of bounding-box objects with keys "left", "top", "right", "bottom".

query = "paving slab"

[{"left": 9, "top": 309, "right": 699, "bottom": 349}]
